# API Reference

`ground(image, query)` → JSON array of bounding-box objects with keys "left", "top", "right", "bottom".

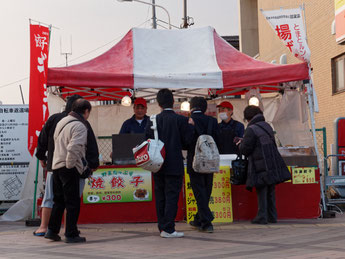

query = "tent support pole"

[
  {"left": 306, "top": 78, "right": 327, "bottom": 212},
  {"left": 32, "top": 158, "right": 39, "bottom": 218}
]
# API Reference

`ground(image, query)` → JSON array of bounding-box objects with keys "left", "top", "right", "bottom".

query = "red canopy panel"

[
  {"left": 213, "top": 30, "right": 309, "bottom": 90},
  {"left": 47, "top": 30, "right": 134, "bottom": 89}
]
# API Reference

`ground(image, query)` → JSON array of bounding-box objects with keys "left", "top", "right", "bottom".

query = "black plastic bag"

[{"left": 230, "top": 155, "right": 248, "bottom": 185}]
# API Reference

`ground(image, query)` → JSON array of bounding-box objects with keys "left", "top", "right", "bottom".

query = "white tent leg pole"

[{"left": 306, "top": 82, "right": 327, "bottom": 212}]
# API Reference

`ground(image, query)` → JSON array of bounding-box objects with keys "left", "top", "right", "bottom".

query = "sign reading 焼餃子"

[
  {"left": 261, "top": 8, "right": 310, "bottom": 63},
  {"left": 28, "top": 24, "right": 50, "bottom": 156},
  {"left": 185, "top": 166, "right": 233, "bottom": 223},
  {"left": 0, "top": 105, "right": 31, "bottom": 200},
  {"left": 83, "top": 167, "right": 152, "bottom": 204}
]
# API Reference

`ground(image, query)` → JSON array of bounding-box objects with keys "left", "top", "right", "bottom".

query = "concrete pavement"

[{"left": 1, "top": 216, "right": 345, "bottom": 258}]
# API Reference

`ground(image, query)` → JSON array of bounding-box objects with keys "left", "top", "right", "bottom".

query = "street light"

[{"left": 117, "top": 0, "right": 171, "bottom": 29}]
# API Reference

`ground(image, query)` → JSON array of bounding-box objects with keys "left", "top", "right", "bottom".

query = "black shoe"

[
  {"left": 44, "top": 230, "right": 61, "bottom": 241},
  {"left": 251, "top": 218, "right": 268, "bottom": 225},
  {"left": 199, "top": 225, "right": 214, "bottom": 233},
  {"left": 268, "top": 219, "right": 277, "bottom": 223},
  {"left": 189, "top": 221, "right": 201, "bottom": 228},
  {"left": 64, "top": 236, "right": 86, "bottom": 243}
]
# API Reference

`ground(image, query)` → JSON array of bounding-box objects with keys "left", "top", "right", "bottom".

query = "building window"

[{"left": 332, "top": 53, "right": 345, "bottom": 94}]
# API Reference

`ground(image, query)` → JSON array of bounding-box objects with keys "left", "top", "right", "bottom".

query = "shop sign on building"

[
  {"left": 335, "top": 0, "right": 345, "bottom": 44},
  {"left": 0, "top": 105, "right": 31, "bottom": 200},
  {"left": 185, "top": 166, "right": 233, "bottom": 223},
  {"left": 83, "top": 167, "right": 152, "bottom": 204}
]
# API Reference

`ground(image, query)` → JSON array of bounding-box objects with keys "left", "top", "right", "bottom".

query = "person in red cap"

[
  {"left": 217, "top": 101, "right": 244, "bottom": 154},
  {"left": 119, "top": 97, "right": 149, "bottom": 134}
]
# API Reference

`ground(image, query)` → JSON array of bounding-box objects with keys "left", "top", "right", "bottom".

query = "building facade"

[{"left": 239, "top": 0, "right": 345, "bottom": 150}]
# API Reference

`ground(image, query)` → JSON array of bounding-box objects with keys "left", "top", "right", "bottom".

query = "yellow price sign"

[
  {"left": 185, "top": 166, "right": 233, "bottom": 223},
  {"left": 292, "top": 167, "right": 316, "bottom": 184}
]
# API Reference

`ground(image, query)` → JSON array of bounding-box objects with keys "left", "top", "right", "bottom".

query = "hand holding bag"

[
  {"left": 133, "top": 115, "right": 165, "bottom": 173},
  {"left": 230, "top": 154, "right": 248, "bottom": 185}
]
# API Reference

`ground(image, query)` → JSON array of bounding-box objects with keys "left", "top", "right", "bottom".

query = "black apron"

[{"left": 218, "top": 125, "right": 239, "bottom": 155}]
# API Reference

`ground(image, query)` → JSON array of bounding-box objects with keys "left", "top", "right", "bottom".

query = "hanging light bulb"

[
  {"left": 181, "top": 100, "right": 190, "bottom": 111},
  {"left": 121, "top": 95, "right": 132, "bottom": 106},
  {"left": 248, "top": 96, "right": 260, "bottom": 107}
]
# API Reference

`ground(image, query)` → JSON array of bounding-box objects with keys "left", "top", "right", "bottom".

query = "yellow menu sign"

[
  {"left": 185, "top": 166, "right": 233, "bottom": 223},
  {"left": 292, "top": 167, "right": 316, "bottom": 184}
]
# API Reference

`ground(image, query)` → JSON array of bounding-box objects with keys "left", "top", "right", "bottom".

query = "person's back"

[
  {"left": 145, "top": 89, "right": 193, "bottom": 238},
  {"left": 154, "top": 110, "right": 192, "bottom": 175},
  {"left": 187, "top": 111, "right": 219, "bottom": 174},
  {"left": 52, "top": 115, "right": 88, "bottom": 173}
]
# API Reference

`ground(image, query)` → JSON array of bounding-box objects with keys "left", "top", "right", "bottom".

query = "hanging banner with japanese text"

[
  {"left": 28, "top": 24, "right": 50, "bottom": 156},
  {"left": 335, "top": 0, "right": 345, "bottom": 43},
  {"left": 261, "top": 8, "right": 310, "bottom": 63},
  {"left": 83, "top": 167, "right": 152, "bottom": 204},
  {"left": 185, "top": 166, "right": 233, "bottom": 223}
]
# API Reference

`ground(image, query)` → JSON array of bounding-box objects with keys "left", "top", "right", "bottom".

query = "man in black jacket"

[
  {"left": 187, "top": 97, "right": 219, "bottom": 233},
  {"left": 146, "top": 89, "right": 193, "bottom": 238},
  {"left": 34, "top": 95, "right": 99, "bottom": 236}
]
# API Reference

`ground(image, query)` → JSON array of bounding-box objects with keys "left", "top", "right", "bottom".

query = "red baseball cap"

[
  {"left": 217, "top": 101, "right": 233, "bottom": 110},
  {"left": 134, "top": 97, "right": 147, "bottom": 108}
]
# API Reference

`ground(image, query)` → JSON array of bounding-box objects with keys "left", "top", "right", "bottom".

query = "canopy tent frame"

[{"left": 45, "top": 26, "right": 326, "bottom": 212}]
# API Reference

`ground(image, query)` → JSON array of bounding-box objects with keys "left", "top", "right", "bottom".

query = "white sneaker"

[{"left": 160, "top": 231, "right": 184, "bottom": 238}]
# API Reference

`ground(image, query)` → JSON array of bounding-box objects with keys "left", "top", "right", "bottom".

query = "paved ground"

[{"left": 1, "top": 215, "right": 345, "bottom": 259}]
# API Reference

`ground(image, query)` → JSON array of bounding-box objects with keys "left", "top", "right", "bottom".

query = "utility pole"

[
  {"left": 152, "top": 0, "right": 157, "bottom": 29},
  {"left": 182, "top": 0, "right": 188, "bottom": 28},
  {"left": 60, "top": 35, "right": 72, "bottom": 66}
]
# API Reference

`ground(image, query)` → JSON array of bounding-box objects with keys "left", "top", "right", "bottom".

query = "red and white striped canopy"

[{"left": 47, "top": 27, "right": 309, "bottom": 100}]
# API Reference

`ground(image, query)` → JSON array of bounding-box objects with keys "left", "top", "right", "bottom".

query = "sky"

[{"left": 0, "top": 0, "right": 239, "bottom": 104}]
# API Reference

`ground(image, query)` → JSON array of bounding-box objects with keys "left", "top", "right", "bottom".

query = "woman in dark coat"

[
  {"left": 187, "top": 97, "right": 219, "bottom": 233},
  {"left": 239, "top": 106, "right": 291, "bottom": 224}
]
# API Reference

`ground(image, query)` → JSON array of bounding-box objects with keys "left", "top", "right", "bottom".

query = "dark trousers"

[
  {"left": 153, "top": 173, "right": 183, "bottom": 234},
  {"left": 189, "top": 172, "right": 214, "bottom": 228},
  {"left": 255, "top": 184, "right": 277, "bottom": 222},
  {"left": 48, "top": 167, "right": 81, "bottom": 237}
]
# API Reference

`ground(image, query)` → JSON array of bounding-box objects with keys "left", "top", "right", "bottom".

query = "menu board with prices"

[
  {"left": 83, "top": 167, "right": 152, "bottom": 204},
  {"left": 185, "top": 166, "right": 233, "bottom": 223}
]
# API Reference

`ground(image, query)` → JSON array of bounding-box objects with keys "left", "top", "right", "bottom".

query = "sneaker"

[
  {"left": 44, "top": 230, "right": 61, "bottom": 241},
  {"left": 199, "top": 225, "right": 214, "bottom": 233},
  {"left": 189, "top": 221, "right": 201, "bottom": 228},
  {"left": 64, "top": 236, "right": 86, "bottom": 243},
  {"left": 160, "top": 231, "right": 184, "bottom": 238}
]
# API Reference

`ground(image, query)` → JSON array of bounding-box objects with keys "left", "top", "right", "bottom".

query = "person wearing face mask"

[{"left": 217, "top": 101, "right": 244, "bottom": 154}]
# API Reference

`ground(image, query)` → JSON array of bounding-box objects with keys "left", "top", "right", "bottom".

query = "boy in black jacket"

[{"left": 146, "top": 89, "right": 193, "bottom": 238}]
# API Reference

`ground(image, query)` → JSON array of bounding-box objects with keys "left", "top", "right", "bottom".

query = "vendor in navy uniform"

[
  {"left": 217, "top": 101, "right": 245, "bottom": 154},
  {"left": 119, "top": 97, "right": 149, "bottom": 134}
]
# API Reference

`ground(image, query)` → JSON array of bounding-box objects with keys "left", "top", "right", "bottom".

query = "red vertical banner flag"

[{"left": 28, "top": 24, "right": 50, "bottom": 156}]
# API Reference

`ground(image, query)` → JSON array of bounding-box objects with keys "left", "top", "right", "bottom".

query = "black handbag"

[{"left": 230, "top": 155, "right": 248, "bottom": 185}]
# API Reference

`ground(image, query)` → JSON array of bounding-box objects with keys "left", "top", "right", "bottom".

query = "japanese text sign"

[
  {"left": 0, "top": 105, "right": 30, "bottom": 200},
  {"left": 28, "top": 24, "right": 50, "bottom": 156},
  {"left": 83, "top": 167, "right": 152, "bottom": 204},
  {"left": 185, "top": 166, "right": 233, "bottom": 223},
  {"left": 262, "top": 8, "right": 311, "bottom": 63},
  {"left": 292, "top": 167, "right": 316, "bottom": 184}
]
